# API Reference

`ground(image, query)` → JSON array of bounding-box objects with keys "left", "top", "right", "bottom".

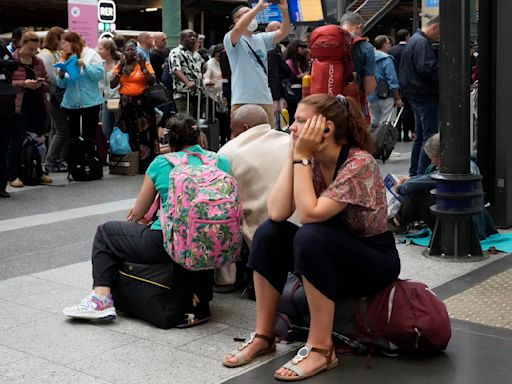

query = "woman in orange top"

[{"left": 111, "top": 40, "right": 157, "bottom": 172}]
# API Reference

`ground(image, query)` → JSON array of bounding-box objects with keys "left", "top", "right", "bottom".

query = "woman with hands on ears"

[{"left": 222, "top": 94, "right": 400, "bottom": 381}]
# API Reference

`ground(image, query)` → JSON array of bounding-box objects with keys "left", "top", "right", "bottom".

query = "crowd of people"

[{"left": 0, "top": 0, "right": 491, "bottom": 381}]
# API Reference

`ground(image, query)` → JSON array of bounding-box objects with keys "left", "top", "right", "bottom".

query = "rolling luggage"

[
  {"left": 203, "top": 93, "right": 220, "bottom": 151},
  {"left": 186, "top": 91, "right": 220, "bottom": 152}
]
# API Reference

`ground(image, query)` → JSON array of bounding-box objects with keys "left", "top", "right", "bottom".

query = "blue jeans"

[
  {"left": 409, "top": 100, "right": 439, "bottom": 176},
  {"left": 101, "top": 102, "right": 116, "bottom": 140}
]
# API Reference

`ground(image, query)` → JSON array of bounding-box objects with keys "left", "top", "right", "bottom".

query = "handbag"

[
  {"left": 109, "top": 127, "right": 132, "bottom": 156},
  {"left": 106, "top": 98, "right": 120, "bottom": 111},
  {"left": 144, "top": 83, "right": 169, "bottom": 109},
  {"left": 109, "top": 151, "right": 139, "bottom": 176},
  {"left": 280, "top": 78, "right": 295, "bottom": 99}
]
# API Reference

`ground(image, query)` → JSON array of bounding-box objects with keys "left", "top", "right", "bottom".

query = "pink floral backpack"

[{"left": 160, "top": 151, "right": 243, "bottom": 270}]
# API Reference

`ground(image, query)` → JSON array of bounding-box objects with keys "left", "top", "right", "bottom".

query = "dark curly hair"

[{"left": 166, "top": 113, "right": 201, "bottom": 151}]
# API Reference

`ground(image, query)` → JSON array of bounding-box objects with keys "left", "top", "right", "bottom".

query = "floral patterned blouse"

[{"left": 312, "top": 147, "right": 388, "bottom": 237}]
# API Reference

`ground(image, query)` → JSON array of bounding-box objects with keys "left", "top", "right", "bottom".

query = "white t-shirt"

[{"left": 223, "top": 31, "right": 275, "bottom": 105}]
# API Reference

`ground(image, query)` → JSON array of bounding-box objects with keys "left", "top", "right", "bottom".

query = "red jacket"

[{"left": 11, "top": 50, "right": 50, "bottom": 113}]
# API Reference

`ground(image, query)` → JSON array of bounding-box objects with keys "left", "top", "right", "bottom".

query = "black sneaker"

[
  {"left": 0, "top": 190, "right": 11, "bottom": 198},
  {"left": 387, "top": 217, "right": 409, "bottom": 235}
]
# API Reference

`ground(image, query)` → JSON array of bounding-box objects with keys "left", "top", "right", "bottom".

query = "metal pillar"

[
  {"left": 412, "top": 0, "right": 419, "bottom": 31},
  {"left": 162, "top": 0, "right": 181, "bottom": 47},
  {"left": 428, "top": 0, "right": 486, "bottom": 261}
]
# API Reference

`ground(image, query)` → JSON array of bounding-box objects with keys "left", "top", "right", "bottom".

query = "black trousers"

[
  {"left": 397, "top": 97, "right": 415, "bottom": 139},
  {"left": 396, "top": 192, "right": 436, "bottom": 230},
  {"left": 64, "top": 105, "right": 101, "bottom": 142},
  {"left": 91, "top": 221, "right": 213, "bottom": 303},
  {"left": 0, "top": 96, "right": 14, "bottom": 191},
  {"left": 248, "top": 220, "right": 401, "bottom": 301}
]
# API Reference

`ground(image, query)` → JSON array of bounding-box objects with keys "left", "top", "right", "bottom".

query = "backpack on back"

[
  {"left": 19, "top": 136, "right": 43, "bottom": 186},
  {"left": 63, "top": 137, "right": 103, "bottom": 181},
  {"left": 275, "top": 275, "right": 451, "bottom": 355},
  {"left": 309, "top": 25, "right": 370, "bottom": 118},
  {"left": 309, "top": 25, "right": 354, "bottom": 96},
  {"left": 161, "top": 151, "right": 243, "bottom": 271}
]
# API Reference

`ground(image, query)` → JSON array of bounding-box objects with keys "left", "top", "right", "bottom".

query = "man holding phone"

[{"left": 224, "top": 0, "right": 290, "bottom": 128}]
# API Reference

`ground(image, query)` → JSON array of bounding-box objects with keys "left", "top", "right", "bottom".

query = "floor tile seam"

[
  {"left": 0, "top": 343, "right": 33, "bottom": 361},
  {"left": 0, "top": 302, "right": 56, "bottom": 329},
  {"left": 451, "top": 323, "right": 512, "bottom": 341},
  {"left": 174, "top": 345, "right": 224, "bottom": 364},
  {"left": 0, "top": 274, "right": 90, "bottom": 297},
  {"left": 144, "top": 322, "right": 233, "bottom": 349},
  {"left": 0, "top": 239, "right": 92, "bottom": 263},
  {"left": 209, "top": 346, "right": 296, "bottom": 384},
  {"left": 6, "top": 353, "right": 117, "bottom": 383},
  {"left": 65, "top": 338, "right": 142, "bottom": 368},
  {"left": 1, "top": 290, "right": 90, "bottom": 317}
]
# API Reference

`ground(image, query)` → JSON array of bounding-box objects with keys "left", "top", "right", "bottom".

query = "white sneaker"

[{"left": 63, "top": 293, "right": 117, "bottom": 320}]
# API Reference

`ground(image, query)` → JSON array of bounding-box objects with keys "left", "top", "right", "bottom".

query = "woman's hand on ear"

[{"left": 294, "top": 114, "right": 326, "bottom": 158}]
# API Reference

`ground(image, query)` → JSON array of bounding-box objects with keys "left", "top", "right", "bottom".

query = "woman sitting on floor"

[
  {"left": 222, "top": 94, "right": 401, "bottom": 381},
  {"left": 63, "top": 113, "right": 230, "bottom": 326}
]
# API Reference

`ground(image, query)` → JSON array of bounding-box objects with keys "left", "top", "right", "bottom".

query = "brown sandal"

[
  {"left": 222, "top": 332, "right": 276, "bottom": 368},
  {"left": 274, "top": 344, "right": 338, "bottom": 381}
]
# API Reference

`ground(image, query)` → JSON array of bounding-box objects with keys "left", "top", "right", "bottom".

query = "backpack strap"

[
  {"left": 163, "top": 153, "right": 183, "bottom": 167},
  {"left": 182, "top": 150, "right": 217, "bottom": 166}
]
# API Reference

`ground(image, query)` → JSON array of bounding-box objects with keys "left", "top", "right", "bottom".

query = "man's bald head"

[
  {"left": 231, "top": 105, "right": 269, "bottom": 138},
  {"left": 266, "top": 21, "right": 282, "bottom": 33},
  {"left": 138, "top": 32, "right": 153, "bottom": 50},
  {"left": 153, "top": 32, "right": 167, "bottom": 50}
]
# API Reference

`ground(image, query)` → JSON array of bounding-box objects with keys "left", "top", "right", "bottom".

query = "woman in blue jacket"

[
  {"left": 56, "top": 31, "right": 104, "bottom": 142},
  {"left": 368, "top": 35, "right": 403, "bottom": 125}
]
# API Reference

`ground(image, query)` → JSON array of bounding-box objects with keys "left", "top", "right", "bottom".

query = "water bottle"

[
  {"left": 302, "top": 74, "right": 311, "bottom": 99},
  {"left": 281, "top": 108, "right": 289, "bottom": 129}
]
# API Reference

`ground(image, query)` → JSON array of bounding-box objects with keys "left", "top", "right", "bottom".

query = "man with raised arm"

[{"left": 223, "top": 0, "right": 290, "bottom": 128}]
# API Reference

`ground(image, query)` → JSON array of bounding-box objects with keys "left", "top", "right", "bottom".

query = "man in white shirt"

[
  {"left": 223, "top": 0, "right": 290, "bottom": 128},
  {"left": 215, "top": 104, "right": 292, "bottom": 290}
]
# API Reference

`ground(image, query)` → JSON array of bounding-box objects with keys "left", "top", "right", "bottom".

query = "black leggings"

[
  {"left": 248, "top": 220, "right": 401, "bottom": 301},
  {"left": 65, "top": 105, "right": 101, "bottom": 142},
  {"left": 91, "top": 221, "right": 213, "bottom": 302}
]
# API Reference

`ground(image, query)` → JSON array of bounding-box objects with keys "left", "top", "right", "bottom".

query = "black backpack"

[
  {"left": 63, "top": 137, "right": 103, "bottom": 181},
  {"left": 19, "top": 136, "right": 43, "bottom": 186},
  {"left": 370, "top": 107, "right": 402, "bottom": 163},
  {"left": 112, "top": 261, "right": 213, "bottom": 329}
]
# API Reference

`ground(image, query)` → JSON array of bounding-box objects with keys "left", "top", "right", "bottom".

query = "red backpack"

[
  {"left": 309, "top": 25, "right": 369, "bottom": 117},
  {"left": 355, "top": 279, "right": 452, "bottom": 353},
  {"left": 310, "top": 25, "right": 353, "bottom": 96}
]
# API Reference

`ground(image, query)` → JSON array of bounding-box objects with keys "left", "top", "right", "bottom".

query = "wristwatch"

[{"left": 293, "top": 159, "right": 311, "bottom": 166}]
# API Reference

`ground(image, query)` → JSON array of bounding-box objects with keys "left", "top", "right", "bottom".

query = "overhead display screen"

[
  {"left": 288, "top": 0, "right": 326, "bottom": 24},
  {"left": 250, "top": 1, "right": 326, "bottom": 25}
]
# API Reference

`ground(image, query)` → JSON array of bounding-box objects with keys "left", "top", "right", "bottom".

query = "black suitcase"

[
  {"left": 203, "top": 93, "right": 220, "bottom": 151},
  {"left": 187, "top": 90, "right": 220, "bottom": 152},
  {"left": 112, "top": 261, "right": 213, "bottom": 329}
]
